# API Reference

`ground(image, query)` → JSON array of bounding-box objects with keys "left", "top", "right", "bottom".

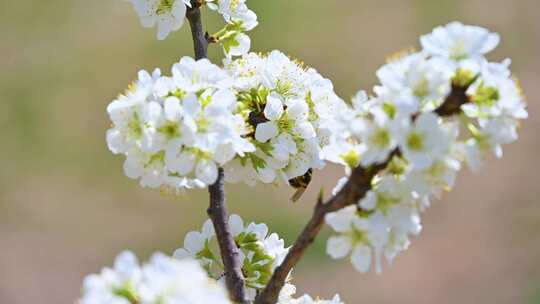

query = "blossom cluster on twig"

[
  {"left": 130, "top": 0, "right": 258, "bottom": 57},
  {"left": 322, "top": 22, "right": 527, "bottom": 274},
  {"left": 80, "top": 215, "right": 342, "bottom": 304},
  {"left": 80, "top": 0, "right": 529, "bottom": 302}
]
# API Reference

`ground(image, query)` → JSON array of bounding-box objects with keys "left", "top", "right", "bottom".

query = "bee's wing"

[{"left": 290, "top": 187, "right": 307, "bottom": 202}]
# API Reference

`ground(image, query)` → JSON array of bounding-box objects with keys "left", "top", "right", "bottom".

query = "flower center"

[
  {"left": 406, "top": 132, "right": 424, "bottom": 151},
  {"left": 128, "top": 112, "right": 143, "bottom": 140},
  {"left": 369, "top": 128, "right": 391, "bottom": 148},
  {"left": 340, "top": 149, "right": 360, "bottom": 168},
  {"left": 473, "top": 83, "right": 500, "bottom": 107},
  {"left": 413, "top": 77, "right": 429, "bottom": 99},
  {"left": 450, "top": 40, "right": 468, "bottom": 60},
  {"left": 157, "top": 0, "right": 175, "bottom": 15},
  {"left": 158, "top": 121, "right": 181, "bottom": 139},
  {"left": 229, "top": 0, "right": 241, "bottom": 11}
]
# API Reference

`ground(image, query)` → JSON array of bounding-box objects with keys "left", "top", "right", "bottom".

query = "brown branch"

[
  {"left": 185, "top": 3, "right": 248, "bottom": 303},
  {"left": 207, "top": 169, "right": 248, "bottom": 303},
  {"left": 186, "top": 1, "right": 208, "bottom": 60},
  {"left": 255, "top": 81, "right": 474, "bottom": 304}
]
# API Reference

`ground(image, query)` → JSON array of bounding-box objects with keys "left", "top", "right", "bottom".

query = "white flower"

[
  {"left": 207, "top": 0, "right": 257, "bottom": 28},
  {"left": 123, "top": 149, "right": 169, "bottom": 189},
  {"left": 174, "top": 219, "right": 215, "bottom": 266},
  {"left": 130, "top": 0, "right": 192, "bottom": 40},
  {"left": 140, "top": 254, "right": 230, "bottom": 304},
  {"left": 222, "top": 50, "right": 338, "bottom": 185},
  {"left": 172, "top": 57, "right": 232, "bottom": 92},
  {"left": 404, "top": 156, "right": 461, "bottom": 199},
  {"left": 227, "top": 214, "right": 289, "bottom": 299},
  {"left": 397, "top": 113, "right": 451, "bottom": 170},
  {"left": 420, "top": 21, "right": 500, "bottom": 61},
  {"left": 166, "top": 89, "right": 253, "bottom": 184},
  {"left": 253, "top": 96, "right": 316, "bottom": 180},
  {"left": 355, "top": 114, "right": 398, "bottom": 166},
  {"left": 226, "top": 32, "right": 252, "bottom": 57},
  {"left": 80, "top": 251, "right": 142, "bottom": 304},
  {"left": 173, "top": 215, "right": 288, "bottom": 301},
  {"left": 463, "top": 59, "right": 527, "bottom": 120},
  {"left": 80, "top": 251, "right": 231, "bottom": 304},
  {"left": 206, "top": 0, "right": 258, "bottom": 57},
  {"left": 325, "top": 206, "right": 384, "bottom": 273},
  {"left": 374, "top": 53, "right": 452, "bottom": 113},
  {"left": 106, "top": 69, "right": 163, "bottom": 154},
  {"left": 255, "top": 94, "right": 315, "bottom": 143}
]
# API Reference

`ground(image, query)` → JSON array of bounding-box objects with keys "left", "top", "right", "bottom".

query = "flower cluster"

[
  {"left": 106, "top": 51, "right": 344, "bottom": 194},
  {"left": 323, "top": 22, "right": 527, "bottom": 274},
  {"left": 101, "top": 13, "right": 528, "bottom": 303},
  {"left": 222, "top": 51, "right": 346, "bottom": 192},
  {"left": 206, "top": 0, "right": 258, "bottom": 57},
  {"left": 129, "top": 0, "right": 258, "bottom": 57},
  {"left": 79, "top": 251, "right": 231, "bottom": 304},
  {"left": 106, "top": 57, "right": 255, "bottom": 190},
  {"left": 173, "top": 214, "right": 289, "bottom": 301},
  {"left": 79, "top": 250, "right": 342, "bottom": 304}
]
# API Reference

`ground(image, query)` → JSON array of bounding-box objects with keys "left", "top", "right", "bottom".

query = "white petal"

[
  {"left": 359, "top": 191, "right": 377, "bottom": 210},
  {"left": 326, "top": 236, "right": 352, "bottom": 259},
  {"left": 171, "top": 1, "right": 187, "bottom": 25},
  {"left": 170, "top": 151, "right": 196, "bottom": 175},
  {"left": 255, "top": 122, "right": 278, "bottom": 143},
  {"left": 324, "top": 207, "right": 355, "bottom": 233},
  {"left": 196, "top": 160, "right": 218, "bottom": 185},
  {"left": 293, "top": 122, "right": 316, "bottom": 139},
  {"left": 228, "top": 33, "right": 251, "bottom": 56},
  {"left": 184, "top": 231, "right": 205, "bottom": 253},
  {"left": 209, "top": 89, "right": 236, "bottom": 112},
  {"left": 415, "top": 112, "right": 439, "bottom": 131},
  {"left": 264, "top": 95, "right": 284, "bottom": 121},
  {"left": 173, "top": 248, "right": 192, "bottom": 259},
  {"left": 114, "top": 251, "right": 139, "bottom": 277},
  {"left": 123, "top": 159, "right": 142, "bottom": 179},
  {"left": 202, "top": 219, "right": 215, "bottom": 238},
  {"left": 246, "top": 223, "right": 269, "bottom": 240},
  {"left": 229, "top": 214, "right": 244, "bottom": 236},
  {"left": 183, "top": 93, "right": 201, "bottom": 116},
  {"left": 106, "top": 129, "right": 127, "bottom": 154},
  {"left": 164, "top": 96, "right": 182, "bottom": 121},
  {"left": 286, "top": 100, "right": 308, "bottom": 120},
  {"left": 351, "top": 245, "right": 372, "bottom": 273},
  {"left": 156, "top": 15, "right": 174, "bottom": 40}
]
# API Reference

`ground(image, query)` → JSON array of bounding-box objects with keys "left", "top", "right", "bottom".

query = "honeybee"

[{"left": 288, "top": 169, "right": 313, "bottom": 202}]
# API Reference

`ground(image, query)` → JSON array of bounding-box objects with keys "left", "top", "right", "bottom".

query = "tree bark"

[{"left": 207, "top": 168, "right": 248, "bottom": 303}]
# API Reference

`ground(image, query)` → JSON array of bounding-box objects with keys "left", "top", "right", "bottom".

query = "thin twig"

[
  {"left": 185, "top": 3, "right": 248, "bottom": 303},
  {"left": 255, "top": 81, "right": 473, "bottom": 304}
]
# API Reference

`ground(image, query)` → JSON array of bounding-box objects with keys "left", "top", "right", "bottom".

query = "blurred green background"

[{"left": 1, "top": 0, "right": 540, "bottom": 303}]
